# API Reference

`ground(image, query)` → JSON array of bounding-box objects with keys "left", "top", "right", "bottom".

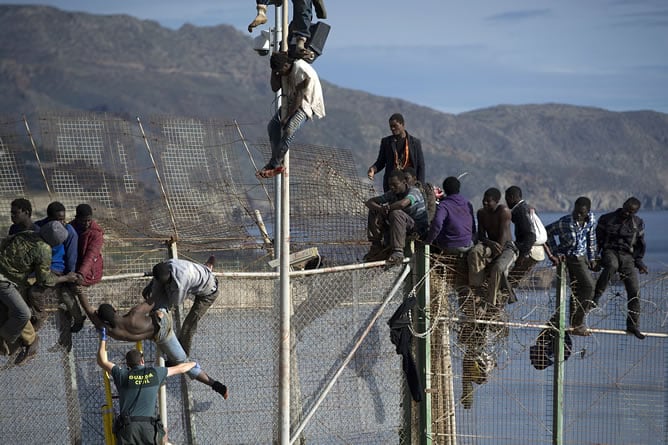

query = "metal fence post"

[
  {"left": 416, "top": 244, "right": 432, "bottom": 445},
  {"left": 552, "top": 262, "right": 566, "bottom": 445}
]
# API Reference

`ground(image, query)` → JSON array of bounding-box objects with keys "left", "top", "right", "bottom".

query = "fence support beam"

[
  {"left": 416, "top": 244, "right": 432, "bottom": 445},
  {"left": 552, "top": 262, "right": 566, "bottom": 445},
  {"left": 289, "top": 264, "right": 412, "bottom": 444}
]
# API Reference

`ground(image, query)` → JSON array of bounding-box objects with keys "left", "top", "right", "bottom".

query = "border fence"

[{"left": 0, "top": 112, "right": 667, "bottom": 444}]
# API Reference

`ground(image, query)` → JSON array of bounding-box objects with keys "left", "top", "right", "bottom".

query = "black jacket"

[
  {"left": 596, "top": 209, "right": 646, "bottom": 268},
  {"left": 388, "top": 296, "right": 423, "bottom": 402},
  {"left": 372, "top": 131, "right": 425, "bottom": 192}
]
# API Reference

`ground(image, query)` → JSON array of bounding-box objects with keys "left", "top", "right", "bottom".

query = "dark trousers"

[
  {"left": 367, "top": 209, "right": 415, "bottom": 254},
  {"left": 565, "top": 256, "right": 595, "bottom": 327},
  {"left": 178, "top": 286, "right": 218, "bottom": 355},
  {"left": 595, "top": 249, "right": 641, "bottom": 328}
]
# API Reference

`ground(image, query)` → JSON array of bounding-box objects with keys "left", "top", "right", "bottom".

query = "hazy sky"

[{"left": 3, "top": 0, "right": 668, "bottom": 113}]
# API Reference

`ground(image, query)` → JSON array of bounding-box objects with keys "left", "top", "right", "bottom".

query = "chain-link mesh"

[
  {"left": 0, "top": 265, "right": 409, "bottom": 444},
  {"left": 2, "top": 111, "right": 668, "bottom": 444},
  {"left": 428, "top": 254, "right": 668, "bottom": 445}
]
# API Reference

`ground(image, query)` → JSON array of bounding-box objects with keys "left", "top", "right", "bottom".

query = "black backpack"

[{"left": 529, "top": 328, "right": 573, "bottom": 370}]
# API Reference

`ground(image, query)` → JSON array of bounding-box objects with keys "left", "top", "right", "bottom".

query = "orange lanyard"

[{"left": 393, "top": 136, "right": 409, "bottom": 170}]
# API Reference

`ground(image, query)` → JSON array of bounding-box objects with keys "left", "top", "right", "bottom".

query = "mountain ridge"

[{"left": 1, "top": 5, "right": 667, "bottom": 211}]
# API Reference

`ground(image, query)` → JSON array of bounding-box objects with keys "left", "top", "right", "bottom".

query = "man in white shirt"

[{"left": 257, "top": 51, "right": 325, "bottom": 178}]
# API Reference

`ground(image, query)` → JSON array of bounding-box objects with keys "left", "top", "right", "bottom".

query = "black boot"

[
  {"left": 627, "top": 313, "right": 646, "bottom": 340},
  {"left": 626, "top": 325, "right": 646, "bottom": 340}
]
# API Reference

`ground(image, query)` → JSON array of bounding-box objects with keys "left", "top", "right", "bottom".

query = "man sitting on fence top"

[
  {"left": 593, "top": 197, "right": 648, "bottom": 340},
  {"left": 77, "top": 290, "right": 229, "bottom": 399},
  {"left": 34, "top": 201, "right": 86, "bottom": 334},
  {"left": 70, "top": 204, "right": 104, "bottom": 287},
  {"left": 424, "top": 176, "right": 475, "bottom": 255},
  {"left": 363, "top": 169, "right": 428, "bottom": 265},
  {"left": 544, "top": 196, "right": 598, "bottom": 336},
  {"left": 505, "top": 186, "right": 542, "bottom": 285},
  {"left": 8, "top": 198, "right": 38, "bottom": 235},
  {"left": 142, "top": 256, "right": 217, "bottom": 355},
  {"left": 404, "top": 167, "right": 436, "bottom": 225},
  {"left": 0, "top": 221, "right": 79, "bottom": 364},
  {"left": 467, "top": 187, "right": 514, "bottom": 310}
]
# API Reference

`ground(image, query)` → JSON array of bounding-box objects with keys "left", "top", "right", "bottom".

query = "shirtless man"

[
  {"left": 76, "top": 290, "right": 228, "bottom": 399},
  {"left": 467, "top": 187, "right": 516, "bottom": 308}
]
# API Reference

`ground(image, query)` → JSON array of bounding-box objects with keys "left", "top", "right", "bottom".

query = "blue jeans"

[
  {"left": 267, "top": 109, "right": 308, "bottom": 168},
  {"left": 291, "top": 0, "right": 313, "bottom": 38},
  {"left": 0, "top": 281, "right": 31, "bottom": 343},
  {"left": 256, "top": 1, "right": 312, "bottom": 38},
  {"left": 153, "top": 309, "right": 201, "bottom": 379}
]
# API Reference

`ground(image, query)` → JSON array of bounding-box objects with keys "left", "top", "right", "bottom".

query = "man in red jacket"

[
  {"left": 54, "top": 203, "right": 104, "bottom": 339},
  {"left": 70, "top": 204, "right": 104, "bottom": 286}
]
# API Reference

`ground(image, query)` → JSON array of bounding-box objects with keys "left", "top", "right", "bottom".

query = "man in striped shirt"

[
  {"left": 364, "top": 169, "right": 428, "bottom": 265},
  {"left": 545, "top": 197, "right": 598, "bottom": 336}
]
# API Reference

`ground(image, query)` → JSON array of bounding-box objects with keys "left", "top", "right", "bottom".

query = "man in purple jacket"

[{"left": 424, "top": 176, "right": 476, "bottom": 254}]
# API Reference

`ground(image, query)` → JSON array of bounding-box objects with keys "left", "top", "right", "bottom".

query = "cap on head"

[
  {"left": 126, "top": 349, "right": 143, "bottom": 368},
  {"left": 39, "top": 220, "right": 68, "bottom": 247}
]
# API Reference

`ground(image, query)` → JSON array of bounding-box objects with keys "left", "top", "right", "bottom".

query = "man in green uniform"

[{"left": 97, "top": 328, "right": 195, "bottom": 445}]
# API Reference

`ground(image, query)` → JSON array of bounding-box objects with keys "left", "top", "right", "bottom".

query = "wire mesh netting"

[
  {"left": 0, "top": 112, "right": 372, "bottom": 272},
  {"left": 1, "top": 111, "right": 668, "bottom": 445},
  {"left": 427, "top": 254, "right": 668, "bottom": 445},
  {"left": 0, "top": 266, "right": 409, "bottom": 444}
]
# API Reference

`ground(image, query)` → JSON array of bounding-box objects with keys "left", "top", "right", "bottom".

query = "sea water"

[{"left": 540, "top": 210, "right": 668, "bottom": 268}]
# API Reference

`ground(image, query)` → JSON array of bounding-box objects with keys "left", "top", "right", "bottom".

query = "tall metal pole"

[
  {"left": 552, "top": 262, "right": 566, "bottom": 445},
  {"left": 416, "top": 245, "right": 432, "bottom": 445},
  {"left": 273, "top": 4, "right": 283, "bottom": 261},
  {"left": 278, "top": 3, "right": 291, "bottom": 445}
]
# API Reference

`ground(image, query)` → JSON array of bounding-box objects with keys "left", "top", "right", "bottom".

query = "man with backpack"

[
  {"left": 0, "top": 221, "right": 79, "bottom": 364},
  {"left": 504, "top": 186, "right": 547, "bottom": 298},
  {"left": 593, "top": 197, "right": 648, "bottom": 339},
  {"left": 544, "top": 197, "right": 598, "bottom": 336}
]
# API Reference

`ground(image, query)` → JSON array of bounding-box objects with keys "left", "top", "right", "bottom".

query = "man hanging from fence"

[
  {"left": 0, "top": 221, "right": 79, "bottom": 364},
  {"left": 96, "top": 330, "right": 196, "bottom": 445},
  {"left": 77, "top": 289, "right": 229, "bottom": 398},
  {"left": 256, "top": 51, "right": 325, "bottom": 179},
  {"left": 592, "top": 197, "right": 648, "bottom": 340},
  {"left": 142, "top": 256, "right": 217, "bottom": 355}
]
